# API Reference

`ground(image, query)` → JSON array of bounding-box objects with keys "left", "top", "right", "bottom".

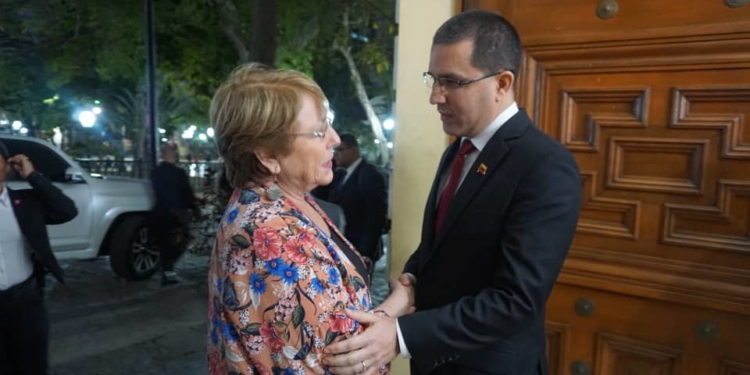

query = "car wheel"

[{"left": 109, "top": 215, "right": 161, "bottom": 280}]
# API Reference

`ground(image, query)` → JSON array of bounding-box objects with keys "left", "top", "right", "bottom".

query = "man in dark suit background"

[
  {"left": 323, "top": 10, "right": 581, "bottom": 375},
  {"left": 0, "top": 141, "right": 78, "bottom": 375},
  {"left": 328, "top": 134, "right": 388, "bottom": 265},
  {"left": 150, "top": 143, "right": 197, "bottom": 286},
  {"left": 313, "top": 196, "right": 346, "bottom": 233}
]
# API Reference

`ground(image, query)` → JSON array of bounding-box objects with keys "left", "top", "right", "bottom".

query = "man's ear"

[
  {"left": 496, "top": 71, "right": 515, "bottom": 96},
  {"left": 255, "top": 150, "right": 281, "bottom": 175}
]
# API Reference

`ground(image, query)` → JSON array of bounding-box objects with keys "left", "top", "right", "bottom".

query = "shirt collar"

[
  {"left": 0, "top": 184, "right": 9, "bottom": 208},
  {"left": 346, "top": 157, "right": 363, "bottom": 176},
  {"left": 464, "top": 102, "right": 519, "bottom": 152}
]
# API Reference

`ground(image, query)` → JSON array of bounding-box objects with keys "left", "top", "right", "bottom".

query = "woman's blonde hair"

[{"left": 210, "top": 63, "right": 327, "bottom": 189}]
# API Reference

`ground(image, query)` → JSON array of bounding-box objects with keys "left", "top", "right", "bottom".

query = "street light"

[
  {"left": 387, "top": 141, "right": 394, "bottom": 149},
  {"left": 92, "top": 106, "right": 102, "bottom": 115},
  {"left": 19, "top": 127, "right": 29, "bottom": 135},
  {"left": 206, "top": 128, "right": 214, "bottom": 138},
  {"left": 78, "top": 111, "right": 96, "bottom": 128},
  {"left": 198, "top": 133, "right": 207, "bottom": 141},
  {"left": 383, "top": 118, "right": 395, "bottom": 130},
  {"left": 12, "top": 121, "right": 22, "bottom": 131}
]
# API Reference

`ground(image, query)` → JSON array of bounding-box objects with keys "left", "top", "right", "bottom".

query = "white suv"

[{"left": 1, "top": 135, "right": 161, "bottom": 280}]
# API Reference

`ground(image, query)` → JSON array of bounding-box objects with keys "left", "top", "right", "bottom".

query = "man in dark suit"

[
  {"left": 328, "top": 134, "right": 388, "bottom": 264},
  {"left": 0, "top": 141, "right": 78, "bottom": 375},
  {"left": 323, "top": 10, "right": 581, "bottom": 375},
  {"left": 150, "top": 143, "right": 197, "bottom": 286}
]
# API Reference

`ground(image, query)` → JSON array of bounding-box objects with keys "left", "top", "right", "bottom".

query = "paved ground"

[
  {"left": 47, "top": 254, "right": 209, "bottom": 375},
  {"left": 46, "top": 251, "right": 390, "bottom": 375}
]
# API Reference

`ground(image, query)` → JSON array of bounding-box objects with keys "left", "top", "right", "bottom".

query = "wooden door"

[{"left": 460, "top": 1, "right": 750, "bottom": 374}]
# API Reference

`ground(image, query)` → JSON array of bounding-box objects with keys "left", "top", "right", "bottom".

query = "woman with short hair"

[{"left": 207, "top": 63, "right": 410, "bottom": 375}]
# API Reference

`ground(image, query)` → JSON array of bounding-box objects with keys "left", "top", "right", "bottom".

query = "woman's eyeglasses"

[{"left": 294, "top": 118, "right": 331, "bottom": 139}]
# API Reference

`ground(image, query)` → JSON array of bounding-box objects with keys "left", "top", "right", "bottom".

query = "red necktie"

[{"left": 434, "top": 140, "right": 476, "bottom": 232}]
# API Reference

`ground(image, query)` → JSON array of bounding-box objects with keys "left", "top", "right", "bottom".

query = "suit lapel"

[
  {"left": 8, "top": 188, "right": 44, "bottom": 260},
  {"left": 432, "top": 141, "right": 510, "bottom": 248},
  {"left": 425, "top": 110, "right": 533, "bottom": 259},
  {"left": 8, "top": 189, "right": 32, "bottom": 237},
  {"left": 8, "top": 187, "right": 66, "bottom": 283}
]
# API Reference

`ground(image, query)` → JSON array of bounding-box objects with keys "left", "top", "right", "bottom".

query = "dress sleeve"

[{"left": 208, "top": 213, "right": 372, "bottom": 375}]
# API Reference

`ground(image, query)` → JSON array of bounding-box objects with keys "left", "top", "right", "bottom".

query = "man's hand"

[
  {"left": 323, "top": 310, "right": 399, "bottom": 375},
  {"left": 399, "top": 273, "right": 415, "bottom": 287},
  {"left": 376, "top": 277, "right": 415, "bottom": 318},
  {"left": 8, "top": 154, "right": 35, "bottom": 179}
]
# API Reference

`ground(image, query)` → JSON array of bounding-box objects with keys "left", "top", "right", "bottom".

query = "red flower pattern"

[
  {"left": 327, "top": 312, "right": 354, "bottom": 334},
  {"left": 259, "top": 322, "right": 285, "bottom": 351},
  {"left": 251, "top": 360, "right": 271, "bottom": 375},
  {"left": 345, "top": 285, "right": 358, "bottom": 302},
  {"left": 207, "top": 351, "right": 227, "bottom": 374},
  {"left": 298, "top": 229, "right": 316, "bottom": 247},
  {"left": 284, "top": 238, "right": 308, "bottom": 264},
  {"left": 253, "top": 227, "right": 282, "bottom": 261}
]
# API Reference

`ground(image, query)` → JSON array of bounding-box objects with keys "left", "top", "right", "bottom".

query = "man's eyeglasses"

[
  {"left": 294, "top": 118, "right": 331, "bottom": 139},
  {"left": 423, "top": 71, "right": 507, "bottom": 90}
]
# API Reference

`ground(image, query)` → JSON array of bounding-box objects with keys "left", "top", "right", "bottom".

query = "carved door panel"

[
  {"left": 542, "top": 69, "right": 750, "bottom": 267},
  {"left": 458, "top": 1, "right": 750, "bottom": 374}
]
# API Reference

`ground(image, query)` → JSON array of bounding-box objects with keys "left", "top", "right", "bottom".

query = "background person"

[{"left": 0, "top": 141, "right": 78, "bottom": 375}]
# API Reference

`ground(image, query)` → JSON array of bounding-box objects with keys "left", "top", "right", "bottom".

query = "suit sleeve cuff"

[
  {"left": 25, "top": 170, "right": 43, "bottom": 182},
  {"left": 396, "top": 318, "right": 412, "bottom": 359}
]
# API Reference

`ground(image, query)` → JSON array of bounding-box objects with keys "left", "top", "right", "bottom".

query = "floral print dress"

[{"left": 207, "top": 188, "right": 387, "bottom": 375}]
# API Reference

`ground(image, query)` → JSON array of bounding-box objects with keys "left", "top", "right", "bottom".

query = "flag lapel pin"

[{"left": 477, "top": 163, "right": 488, "bottom": 175}]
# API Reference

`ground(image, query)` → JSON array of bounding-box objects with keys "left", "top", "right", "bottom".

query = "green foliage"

[
  {"left": 301, "top": 0, "right": 396, "bottom": 164},
  {"left": 0, "top": 0, "right": 396, "bottom": 166}
]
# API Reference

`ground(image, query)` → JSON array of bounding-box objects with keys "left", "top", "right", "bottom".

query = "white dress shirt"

[
  {"left": 395, "top": 102, "right": 520, "bottom": 358},
  {"left": 0, "top": 185, "right": 35, "bottom": 290},
  {"left": 341, "top": 157, "right": 363, "bottom": 186}
]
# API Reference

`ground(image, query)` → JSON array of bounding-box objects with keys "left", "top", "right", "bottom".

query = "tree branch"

[
  {"left": 335, "top": 43, "right": 389, "bottom": 165},
  {"left": 208, "top": 0, "right": 251, "bottom": 62}
]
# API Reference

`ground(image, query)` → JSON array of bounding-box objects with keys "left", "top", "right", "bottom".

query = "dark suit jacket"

[
  {"left": 8, "top": 171, "right": 78, "bottom": 287},
  {"left": 398, "top": 110, "right": 581, "bottom": 375},
  {"left": 312, "top": 197, "right": 346, "bottom": 232},
  {"left": 151, "top": 162, "right": 197, "bottom": 214},
  {"left": 328, "top": 159, "right": 388, "bottom": 261}
]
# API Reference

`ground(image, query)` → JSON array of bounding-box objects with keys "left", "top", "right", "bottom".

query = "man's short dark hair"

[
  {"left": 339, "top": 133, "right": 359, "bottom": 149},
  {"left": 0, "top": 140, "right": 9, "bottom": 162},
  {"left": 433, "top": 9, "right": 521, "bottom": 76}
]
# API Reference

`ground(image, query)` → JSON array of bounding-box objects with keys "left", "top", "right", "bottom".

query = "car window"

[{"left": 2, "top": 139, "right": 71, "bottom": 182}]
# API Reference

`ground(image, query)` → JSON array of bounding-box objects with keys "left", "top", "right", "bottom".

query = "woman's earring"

[{"left": 266, "top": 180, "right": 283, "bottom": 200}]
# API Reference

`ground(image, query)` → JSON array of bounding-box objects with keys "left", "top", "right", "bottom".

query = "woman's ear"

[{"left": 256, "top": 150, "right": 281, "bottom": 175}]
